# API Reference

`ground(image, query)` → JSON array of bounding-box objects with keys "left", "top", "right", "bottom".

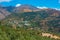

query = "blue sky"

[{"left": 0, "top": 0, "right": 60, "bottom": 9}]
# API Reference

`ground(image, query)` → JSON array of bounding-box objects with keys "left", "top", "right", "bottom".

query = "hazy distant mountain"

[{"left": 3, "top": 6, "right": 15, "bottom": 12}]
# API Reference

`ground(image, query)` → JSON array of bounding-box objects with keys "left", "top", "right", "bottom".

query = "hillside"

[
  {"left": 0, "top": 25, "right": 59, "bottom": 40},
  {"left": 0, "top": 4, "right": 60, "bottom": 40},
  {"left": 0, "top": 6, "right": 11, "bottom": 20},
  {"left": 2, "top": 9, "right": 60, "bottom": 33}
]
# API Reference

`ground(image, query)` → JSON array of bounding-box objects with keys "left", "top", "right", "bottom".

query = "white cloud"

[
  {"left": 0, "top": 0, "right": 11, "bottom": 2},
  {"left": 37, "top": 6, "right": 60, "bottom": 11},
  {"left": 37, "top": 6, "right": 48, "bottom": 9},
  {"left": 54, "top": 8, "right": 60, "bottom": 10},
  {"left": 16, "top": 4, "right": 21, "bottom": 7}
]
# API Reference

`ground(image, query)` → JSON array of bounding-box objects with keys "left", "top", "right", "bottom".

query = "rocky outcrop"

[{"left": 42, "top": 33, "right": 60, "bottom": 39}]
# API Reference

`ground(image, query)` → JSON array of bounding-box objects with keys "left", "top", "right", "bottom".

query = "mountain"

[
  {"left": 1, "top": 5, "right": 60, "bottom": 33},
  {"left": 0, "top": 4, "right": 60, "bottom": 33},
  {"left": 0, "top": 6, "right": 11, "bottom": 20},
  {"left": 0, "top": 4, "right": 60, "bottom": 40},
  {"left": 3, "top": 6, "right": 15, "bottom": 12},
  {"left": 0, "top": 4, "right": 40, "bottom": 20},
  {"left": 13, "top": 4, "right": 40, "bottom": 13}
]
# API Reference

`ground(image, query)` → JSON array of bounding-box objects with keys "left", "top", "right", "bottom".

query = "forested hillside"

[
  {"left": 0, "top": 25, "right": 59, "bottom": 40},
  {"left": 2, "top": 9, "right": 60, "bottom": 33}
]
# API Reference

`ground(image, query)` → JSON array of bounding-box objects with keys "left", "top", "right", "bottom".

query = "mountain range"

[
  {"left": 0, "top": 4, "right": 60, "bottom": 40},
  {"left": 0, "top": 4, "right": 60, "bottom": 20},
  {"left": 0, "top": 4, "right": 60, "bottom": 33}
]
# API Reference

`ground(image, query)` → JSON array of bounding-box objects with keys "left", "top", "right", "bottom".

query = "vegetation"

[
  {"left": 0, "top": 25, "right": 58, "bottom": 40},
  {"left": 0, "top": 10, "right": 60, "bottom": 40},
  {"left": 3, "top": 11, "right": 60, "bottom": 33}
]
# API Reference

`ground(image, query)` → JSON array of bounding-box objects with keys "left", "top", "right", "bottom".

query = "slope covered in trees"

[
  {"left": 2, "top": 9, "right": 60, "bottom": 33},
  {"left": 0, "top": 9, "right": 60, "bottom": 40},
  {"left": 0, "top": 25, "right": 59, "bottom": 40}
]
